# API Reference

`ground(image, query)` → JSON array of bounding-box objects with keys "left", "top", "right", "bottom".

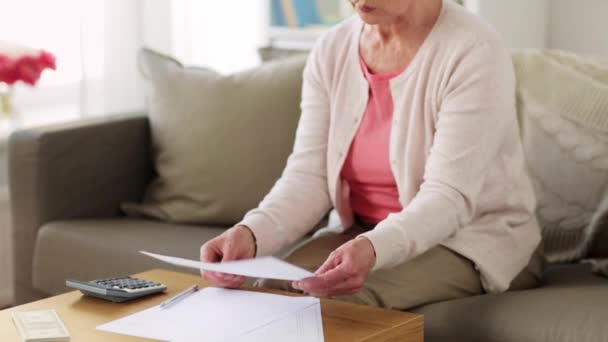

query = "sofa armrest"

[{"left": 9, "top": 112, "right": 153, "bottom": 304}]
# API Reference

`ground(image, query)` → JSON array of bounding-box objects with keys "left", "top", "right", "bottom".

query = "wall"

[
  {"left": 466, "top": 0, "right": 607, "bottom": 56},
  {"left": 465, "top": 0, "right": 548, "bottom": 49},
  {"left": 549, "top": 0, "right": 608, "bottom": 56}
]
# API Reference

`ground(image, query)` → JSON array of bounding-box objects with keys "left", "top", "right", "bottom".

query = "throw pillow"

[
  {"left": 512, "top": 49, "right": 608, "bottom": 263},
  {"left": 122, "top": 49, "right": 307, "bottom": 226}
]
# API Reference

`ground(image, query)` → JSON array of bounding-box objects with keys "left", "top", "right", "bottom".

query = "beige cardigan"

[{"left": 240, "top": 0, "right": 541, "bottom": 293}]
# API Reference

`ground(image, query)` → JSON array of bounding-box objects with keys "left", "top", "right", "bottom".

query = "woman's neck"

[{"left": 371, "top": 0, "right": 443, "bottom": 44}]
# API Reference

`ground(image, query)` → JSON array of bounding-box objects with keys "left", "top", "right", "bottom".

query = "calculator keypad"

[{"left": 93, "top": 276, "right": 164, "bottom": 292}]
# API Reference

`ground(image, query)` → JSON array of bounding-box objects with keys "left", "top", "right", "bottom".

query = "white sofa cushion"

[{"left": 513, "top": 50, "right": 608, "bottom": 263}]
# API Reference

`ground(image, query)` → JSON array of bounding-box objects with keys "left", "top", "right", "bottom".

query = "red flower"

[
  {"left": 39, "top": 50, "right": 57, "bottom": 70},
  {"left": 0, "top": 47, "right": 56, "bottom": 86},
  {"left": 0, "top": 55, "right": 18, "bottom": 85}
]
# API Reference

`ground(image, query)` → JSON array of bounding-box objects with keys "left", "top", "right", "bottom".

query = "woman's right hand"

[{"left": 199, "top": 225, "right": 257, "bottom": 288}]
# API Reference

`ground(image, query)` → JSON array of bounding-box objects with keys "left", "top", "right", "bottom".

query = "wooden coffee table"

[{"left": 0, "top": 269, "right": 423, "bottom": 341}]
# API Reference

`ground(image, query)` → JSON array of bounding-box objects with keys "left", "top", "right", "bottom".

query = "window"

[
  {"left": 164, "top": 0, "right": 269, "bottom": 74},
  {"left": 0, "top": 0, "right": 142, "bottom": 127}
]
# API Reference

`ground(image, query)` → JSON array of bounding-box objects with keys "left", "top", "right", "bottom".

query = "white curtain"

[{"left": 143, "top": 0, "right": 269, "bottom": 74}]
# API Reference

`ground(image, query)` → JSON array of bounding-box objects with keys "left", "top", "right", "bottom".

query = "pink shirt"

[{"left": 340, "top": 55, "right": 407, "bottom": 224}]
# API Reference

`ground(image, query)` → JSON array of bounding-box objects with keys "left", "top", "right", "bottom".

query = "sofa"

[{"left": 9, "top": 50, "right": 608, "bottom": 341}]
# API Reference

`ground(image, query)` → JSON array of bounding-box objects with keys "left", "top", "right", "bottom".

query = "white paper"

[
  {"left": 140, "top": 251, "right": 313, "bottom": 281},
  {"left": 97, "top": 287, "right": 321, "bottom": 342},
  {"left": 239, "top": 302, "right": 324, "bottom": 342}
]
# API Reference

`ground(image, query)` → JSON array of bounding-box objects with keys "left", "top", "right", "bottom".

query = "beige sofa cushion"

[
  {"left": 123, "top": 49, "right": 306, "bottom": 226},
  {"left": 513, "top": 50, "right": 608, "bottom": 263}
]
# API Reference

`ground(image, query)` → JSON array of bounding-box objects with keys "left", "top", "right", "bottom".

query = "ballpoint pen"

[{"left": 160, "top": 284, "right": 199, "bottom": 309}]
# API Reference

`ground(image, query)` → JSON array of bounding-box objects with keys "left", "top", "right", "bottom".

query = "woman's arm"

[
  {"left": 237, "top": 45, "right": 333, "bottom": 256},
  {"left": 361, "top": 40, "right": 519, "bottom": 270}
]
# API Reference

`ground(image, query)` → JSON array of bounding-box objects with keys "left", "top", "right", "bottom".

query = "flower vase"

[
  {"left": 0, "top": 83, "right": 19, "bottom": 135},
  {"left": 0, "top": 83, "right": 14, "bottom": 117}
]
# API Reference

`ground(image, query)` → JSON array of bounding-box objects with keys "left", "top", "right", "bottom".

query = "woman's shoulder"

[
  {"left": 422, "top": 1, "right": 514, "bottom": 83},
  {"left": 302, "top": 16, "right": 361, "bottom": 84},
  {"left": 310, "top": 16, "right": 361, "bottom": 60},
  {"left": 438, "top": 2, "right": 507, "bottom": 53}
]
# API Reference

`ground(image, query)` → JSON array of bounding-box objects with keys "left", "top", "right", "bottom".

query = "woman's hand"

[
  {"left": 292, "top": 237, "right": 376, "bottom": 297},
  {"left": 200, "top": 225, "right": 256, "bottom": 288}
]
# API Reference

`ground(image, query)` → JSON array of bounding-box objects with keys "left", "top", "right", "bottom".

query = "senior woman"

[{"left": 200, "top": 0, "right": 543, "bottom": 310}]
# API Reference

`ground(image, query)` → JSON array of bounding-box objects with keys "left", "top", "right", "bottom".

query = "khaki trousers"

[{"left": 257, "top": 223, "right": 543, "bottom": 311}]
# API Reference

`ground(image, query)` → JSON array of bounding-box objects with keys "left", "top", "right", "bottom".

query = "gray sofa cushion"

[
  {"left": 32, "top": 219, "right": 226, "bottom": 295},
  {"left": 416, "top": 264, "right": 608, "bottom": 342}
]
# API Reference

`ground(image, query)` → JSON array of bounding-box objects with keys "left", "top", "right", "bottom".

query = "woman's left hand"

[{"left": 292, "top": 237, "right": 376, "bottom": 297}]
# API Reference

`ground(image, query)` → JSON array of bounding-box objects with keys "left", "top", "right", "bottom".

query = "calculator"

[{"left": 66, "top": 276, "right": 167, "bottom": 303}]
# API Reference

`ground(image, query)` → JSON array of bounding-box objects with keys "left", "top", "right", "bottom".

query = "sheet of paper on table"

[
  {"left": 140, "top": 251, "right": 314, "bottom": 281},
  {"left": 97, "top": 287, "right": 324, "bottom": 342},
  {"left": 238, "top": 301, "right": 324, "bottom": 342}
]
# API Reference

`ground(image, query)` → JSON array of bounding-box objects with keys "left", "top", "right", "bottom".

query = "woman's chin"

[{"left": 357, "top": 12, "right": 388, "bottom": 25}]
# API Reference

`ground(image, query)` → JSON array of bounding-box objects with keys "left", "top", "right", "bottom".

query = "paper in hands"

[{"left": 140, "top": 251, "right": 313, "bottom": 281}]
